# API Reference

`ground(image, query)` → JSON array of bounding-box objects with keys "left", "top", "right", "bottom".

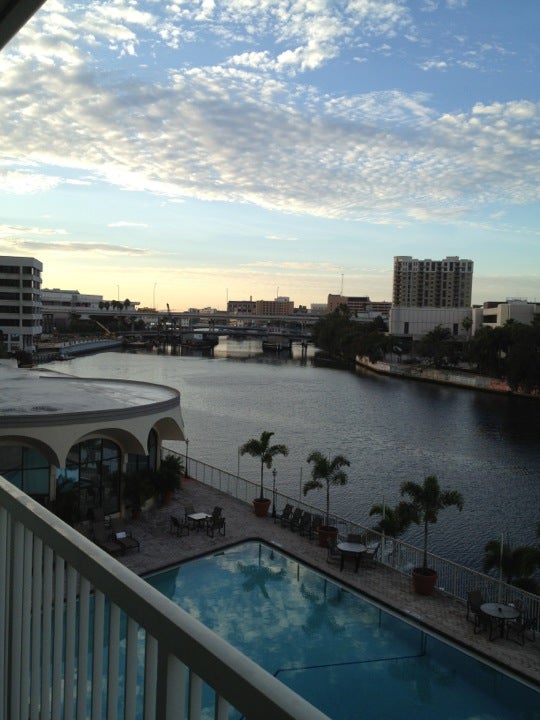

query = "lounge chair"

[
  {"left": 93, "top": 521, "right": 122, "bottom": 556},
  {"left": 289, "top": 507, "right": 304, "bottom": 532},
  {"left": 111, "top": 518, "right": 140, "bottom": 554},
  {"left": 275, "top": 503, "right": 293, "bottom": 526},
  {"left": 170, "top": 515, "right": 190, "bottom": 537}
]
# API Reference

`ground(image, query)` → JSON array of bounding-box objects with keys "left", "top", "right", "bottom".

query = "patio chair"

[
  {"left": 326, "top": 539, "right": 341, "bottom": 565},
  {"left": 506, "top": 614, "right": 537, "bottom": 646},
  {"left": 184, "top": 504, "right": 197, "bottom": 528},
  {"left": 275, "top": 503, "right": 293, "bottom": 526},
  {"left": 289, "top": 508, "right": 304, "bottom": 532},
  {"left": 206, "top": 513, "right": 226, "bottom": 537},
  {"left": 309, "top": 514, "right": 323, "bottom": 541},
  {"left": 298, "top": 512, "right": 313, "bottom": 537},
  {"left": 93, "top": 521, "right": 123, "bottom": 556},
  {"left": 359, "top": 542, "right": 380, "bottom": 567},
  {"left": 466, "top": 590, "right": 489, "bottom": 634},
  {"left": 170, "top": 515, "right": 190, "bottom": 537}
]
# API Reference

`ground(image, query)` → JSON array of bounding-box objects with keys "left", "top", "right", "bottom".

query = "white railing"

[
  {"left": 181, "top": 453, "right": 540, "bottom": 626},
  {"left": 0, "top": 477, "right": 330, "bottom": 720}
]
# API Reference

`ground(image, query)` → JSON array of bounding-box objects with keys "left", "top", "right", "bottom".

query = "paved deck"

[{"left": 116, "top": 477, "right": 540, "bottom": 690}]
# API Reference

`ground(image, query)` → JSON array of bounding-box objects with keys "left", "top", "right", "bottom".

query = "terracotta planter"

[
  {"left": 412, "top": 567, "right": 437, "bottom": 595},
  {"left": 253, "top": 498, "right": 271, "bottom": 517},
  {"left": 317, "top": 525, "right": 339, "bottom": 548}
]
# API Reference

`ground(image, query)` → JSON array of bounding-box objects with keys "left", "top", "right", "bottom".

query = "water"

[
  {"left": 46, "top": 339, "right": 540, "bottom": 570},
  {"left": 146, "top": 541, "right": 539, "bottom": 719}
]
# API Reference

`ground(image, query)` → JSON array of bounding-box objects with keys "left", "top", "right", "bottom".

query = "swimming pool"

[{"left": 146, "top": 541, "right": 539, "bottom": 719}]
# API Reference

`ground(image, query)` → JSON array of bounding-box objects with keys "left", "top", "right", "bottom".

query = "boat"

[
  {"left": 180, "top": 332, "right": 219, "bottom": 350},
  {"left": 261, "top": 334, "right": 291, "bottom": 353}
]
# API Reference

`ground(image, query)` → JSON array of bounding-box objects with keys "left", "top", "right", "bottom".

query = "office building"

[{"left": 0, "top": 256, "right": 42, "bottom": 353}]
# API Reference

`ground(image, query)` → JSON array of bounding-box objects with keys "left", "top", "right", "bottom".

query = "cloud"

[
  {"left": 5, "top": 239, "right": 151, "bottom": 255},
  {"left": 0, "top": 0, "right": 538, "bottom": 229},
  {"left": 108, "top": 221, "right": 149, "bottom": 228}
]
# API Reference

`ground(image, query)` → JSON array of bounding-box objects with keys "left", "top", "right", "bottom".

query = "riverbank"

[{"left": 356, "top": 355, "right": 538, "bottom": 399}]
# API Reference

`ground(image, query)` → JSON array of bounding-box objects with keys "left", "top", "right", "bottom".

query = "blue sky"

[{"left": 1, "top": 0, "right": 539, "bottom": 310}]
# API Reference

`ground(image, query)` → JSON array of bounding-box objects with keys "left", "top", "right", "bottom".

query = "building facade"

[
  {"left": 327, "top": 294, "right": 391, "bottom": 317},
  {"left": 0, "top": 256, "right": 42, "bottom": 353},
  {"left": 255, "top": 298, "right": 294, "bottom": 315},
  {"left": 471, "top": 299, "right": 540, "bottom": 334},
  {"left": 392, "top": 256, "right": 473, "bottom": 308}
]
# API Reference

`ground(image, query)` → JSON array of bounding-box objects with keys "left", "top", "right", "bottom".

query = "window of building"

[
  {"left": 59, "top": 438, "right": 121, "bottom": 518},
  {"left": 0, "top": 445, "right": 49, "bottom": 499}
]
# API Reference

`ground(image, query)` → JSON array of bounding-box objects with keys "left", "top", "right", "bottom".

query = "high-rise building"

[
  {"left": 0, "top": 256, "right": 42, "bottom": 352},
  {"left": 392, "top": 255, "right": 473, "bottom": 308}
]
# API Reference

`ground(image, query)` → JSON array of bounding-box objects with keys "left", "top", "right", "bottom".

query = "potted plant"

[
  {"left": 303, "top": 451, "right": 350, "bottom": 547},
  {"left": 240, "top": 431, "right": 289, "bottom": 517},
  {"left": 400, "top": 475, "right": 464, "bottom": 595},
  {"left": 154, "top": 453, "right": 184, "bottom": 505}
]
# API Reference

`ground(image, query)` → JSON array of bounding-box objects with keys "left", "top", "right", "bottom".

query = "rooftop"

[
  {"left": 0, "top": 362, "right": 181, "bottom": 425},
  {"left": 111, "top": 476, "right": 540, "bottom": 691}
]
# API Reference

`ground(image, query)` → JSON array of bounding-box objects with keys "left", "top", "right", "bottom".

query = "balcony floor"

[{"left": 112, "top": 477, "right": 540, "bottom": 689}]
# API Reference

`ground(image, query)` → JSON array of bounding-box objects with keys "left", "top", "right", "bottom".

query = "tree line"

[{"left": 312, "top": 306, "right": 540, "bottom": 393}]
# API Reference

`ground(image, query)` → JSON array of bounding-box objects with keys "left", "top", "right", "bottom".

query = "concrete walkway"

[{"left": 116, "top": 477, "right": 540, "bottom": 690}]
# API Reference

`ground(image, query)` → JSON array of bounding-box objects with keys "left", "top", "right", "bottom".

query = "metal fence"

[{"left": 175, "top": 450, "right": 540, "bottom": 627}]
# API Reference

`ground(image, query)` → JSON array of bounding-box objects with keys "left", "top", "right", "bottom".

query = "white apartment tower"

[
  {"left": 392, "top": 255, "right": 473, "bottom": 308},
  {"left": 0, "top": 256, "right": 43, "bottom": 352}
]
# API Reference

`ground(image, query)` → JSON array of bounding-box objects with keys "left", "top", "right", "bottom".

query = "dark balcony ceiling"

[{"left": 0, "top": 0, "right": 47, "bottom": 51}]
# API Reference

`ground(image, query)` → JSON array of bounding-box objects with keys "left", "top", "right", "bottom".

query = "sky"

[{"left": 1, "top": 0, "right": 539, "bottom": 311}]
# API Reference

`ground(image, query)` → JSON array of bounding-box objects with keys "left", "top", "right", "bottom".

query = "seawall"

[{"left": 355, "top": 356, "right": 537, "bottom": 398}]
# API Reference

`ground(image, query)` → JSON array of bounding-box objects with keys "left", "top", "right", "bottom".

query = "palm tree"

[
  {"left": 303, "top": 451, "right": 350, "bottom": 527},
  {"left": 483, "top": 538, "right": 540, "bottom": 593},
  {"left": 400, "top": 475, "right": 464, "bottom": 574},
  {"left": 369, "top": 500, "right": 414, "bottom": 538},
  {"left": 239, "top": 431, "right": 288, "bottom": 500}
]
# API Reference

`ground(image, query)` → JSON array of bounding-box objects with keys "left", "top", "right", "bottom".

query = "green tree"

[
  {"left": 400, "top": 475, "right": 464, "bottom": 573},
  {"left": 240, "top": 431, "right": 289, "bottom": 500},
  {"left": 303, "top": 451, "right": 350, "bottom": 527},
  {"left": 415, "top": 325, "right": 453, "bottom": 368}
]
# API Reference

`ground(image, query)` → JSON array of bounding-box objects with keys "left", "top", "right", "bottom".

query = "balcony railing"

[
  {"left": 0, "top": 477, "right": 330, "bottom": 720},
  {"left": 181, "top": 452, "right": 540, "bottom": 625}
]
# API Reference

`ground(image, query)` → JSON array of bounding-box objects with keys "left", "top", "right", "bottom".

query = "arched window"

[{"left": 126, "top": 428, "right": 158, "bottom": 474}]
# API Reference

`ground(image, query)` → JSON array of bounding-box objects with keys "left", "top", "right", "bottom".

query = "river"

[{"left": 46, "top": 338, "right": 540, "bottom": 572}]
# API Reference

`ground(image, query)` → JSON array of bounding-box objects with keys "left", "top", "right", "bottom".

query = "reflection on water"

[{"left": 47, "top": 338, "right": 540, "bottom": 570}]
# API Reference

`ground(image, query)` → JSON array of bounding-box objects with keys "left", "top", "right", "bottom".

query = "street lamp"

[
  {"left": 116, "top": 284, "right": 120, "bottom": 302},
  {"left": 185, "top": 438, "right": 189, "bottom": 478},
  {"left": 272, "top": 468, "right": 277, "bottom": 518},
  {"left": 237, "top": 446, "right": 241, "bottom": 478}
]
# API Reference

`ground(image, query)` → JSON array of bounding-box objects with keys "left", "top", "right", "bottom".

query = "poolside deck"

[{"left": 116, "top": 477, "right": 540, "bottom": 690}]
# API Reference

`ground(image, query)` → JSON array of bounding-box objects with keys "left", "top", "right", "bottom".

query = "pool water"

[{"left": 146, "top": 541, "right": 539, "bottom": 720}]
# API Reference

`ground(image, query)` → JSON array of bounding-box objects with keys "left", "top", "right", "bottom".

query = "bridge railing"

[
  {"left": 0, "top": 476, "right": 329, "bottom": 720},
  {"left": 179, "top": 452, "right": 540, "bottom": 626}
]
